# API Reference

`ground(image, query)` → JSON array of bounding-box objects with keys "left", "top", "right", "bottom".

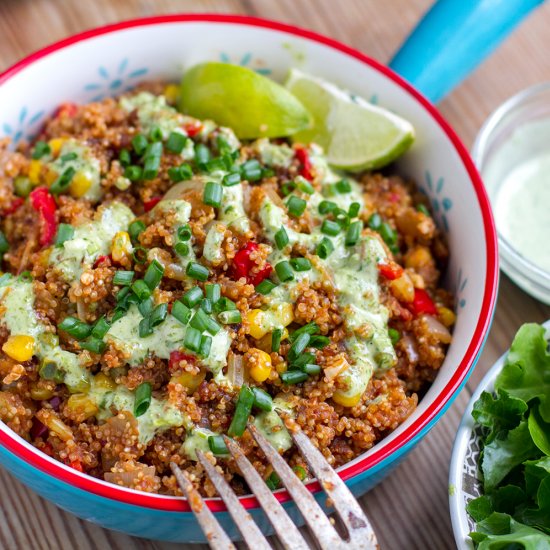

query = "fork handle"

[{"left": 389, "top": 0, "right": 544, "bottom": 103}]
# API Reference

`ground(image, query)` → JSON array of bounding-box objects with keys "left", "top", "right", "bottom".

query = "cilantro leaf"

[
  {"left": 482, "top": 419, "right": 539, "bottom": 492},
  {"left": 495, "top": 323, "right": 550, "bottom": 422}
]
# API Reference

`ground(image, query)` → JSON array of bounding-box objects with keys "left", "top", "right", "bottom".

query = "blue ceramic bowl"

[{"left": 0, "top": 14, "right": 498, "bottom": 542}]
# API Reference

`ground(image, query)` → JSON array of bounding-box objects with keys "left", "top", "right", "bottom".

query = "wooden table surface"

[{"left": 0, "top": 0, "right": 549, "bottom": 548}]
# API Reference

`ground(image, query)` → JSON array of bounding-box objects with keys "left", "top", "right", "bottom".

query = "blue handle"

[{"left": 389, "top": 0, "right": 544, "bottom": 103}]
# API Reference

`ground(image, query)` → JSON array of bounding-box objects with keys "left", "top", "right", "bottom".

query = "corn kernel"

[
  {"left": 405, "top": 246, "right": 433, "bottom": 271},
  {"left": 30, "top": 383, "right": 55, "bottom": 401},
  {"left": 48, "top": 137, "right": 67, "bottom": 156},
  {"left": 247, "top": 348, "right": 272, "bottom": 382},
  {"left": 70, "top": 171, "right": 92, "bottom": 198},
  {"left": 111, "top": 231, "right": 133, "bottom": 262},
  {"left": 389, "top": 273, "right": 415, "bottom": 303},
  {"left": 44, "top": 168, "right": 58, "bottom": 186},
  {"left": 437, "top": 306, "right": 457, "bottom": 328},
  {"left": 170, "top": 370, "right": 206, "bottom": 394},
  {"left": 2, "top": 335, "right": 35, "bottom": 362},
  {"left": 332, "top": 391, "right": 362, "bottom": 408},
  {"left": 271, "top": 303, "right": 294, "bottom": 327},
  {"left": 66, "top": 393, "right": 99, "bottom": 420},
  {"left": 94, "top": 372, "right": 116, "bottom": 391},
  {"left": 28, "top": 160, "right": 42, "bottom": 185},
  {"left": 163, "top": 84, "right": 180, "bottom": 104},
  {"left": 246, "top": 309, "right": 268, "bottom": 339}
]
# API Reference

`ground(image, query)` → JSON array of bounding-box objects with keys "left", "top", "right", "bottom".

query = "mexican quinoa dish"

[{"left": 0, "top": 82, "right": 455, "bottom": 496}]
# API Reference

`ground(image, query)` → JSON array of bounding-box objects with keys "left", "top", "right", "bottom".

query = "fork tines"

[{"left": 171, "top": 423, "right": 378, "bottom": 550}]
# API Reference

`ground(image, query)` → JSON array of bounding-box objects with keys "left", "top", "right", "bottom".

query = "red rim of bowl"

[{"left": 0, "top": 13, "right": 498, "bottom": 513}]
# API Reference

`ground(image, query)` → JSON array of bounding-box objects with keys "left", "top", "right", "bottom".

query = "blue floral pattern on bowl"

[
  {"left": 219, "top": 52, "right": 271, "bottom": 75},
  {"left": 2, "top": 107, "right": 45, "bottom": 144},
  {"left": 420, "top": 170, "right": 453, "bottom": 233},
  {"left": 83, "top": 58, "right": 148, "bottom": 101}
]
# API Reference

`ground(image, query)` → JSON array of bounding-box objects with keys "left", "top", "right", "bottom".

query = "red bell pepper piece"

[
  {"left": 409, "top": 288, "right": 438, "bottom": 316},
  {"left": 144, "top": 196, "right": 162, "bottom": 212},
  {"left": 295, "top": 146, "right": 314, "bottom": 181},
  {"left": 29, "top": 187, "right": 57, "bottom": 246},
  {"left": 53, "top": 102, "right": 78, "bottom": 119},
  {"left": 93, "top": 255, "right": 111, "bottom": 268},
  {"left": 2, "top": 197, "right": 24, "bottom": 216},
  {"left": 68, "top": 459, "right": 84, "bottom": 472},
  {"left": 182, "top": 120, "right": 203, "bottom": 137},
  {"left": 378, "top": 262, "right": 404, "bottom": 280},
  {"left": 169, "top": 350, "right": 196, "bottom": 371},
  {"left": 233, "top": 241, "right": 272, "bottom": 285}
]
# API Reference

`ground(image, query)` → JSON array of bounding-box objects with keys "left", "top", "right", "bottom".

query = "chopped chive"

[
  {"left": 204, "top": 315, "right": 221, "bottom": 336},
  {"left": 241, "top": 159, "right": 261, "bottom": 171},
  {"left": 293, "top": 465, "right": 307, "bottom": 481},
  {"left": 149, "top": 126, "right": 163, "bottom": 142},
  {"left": 58, "top": 316, "right": 92, "bottom": 340},
  {"left": 175, "top": 242, "right": 189, "bottom": 257},
  {"left": 309, "top": 335, "right": 330, "bottom": 349},
  {"left": 266, "top": 471, "right": 281, "bottom": 490},
  {"left": 222, "top": 172, "right": 241, "bottom": 186},
  {"left": 60, "top": 152, "right": 77, "bottom": 163},
  {"left": 291, "top": 352, "right": 316, "bottom": 369},
  {"left": 54, "top": 224, "right": 74, "bottom": 247},
  {"left": 228, "top": 385, "right": 254, "bottom": 437},
  {"left": 275, "top": 261, "right": 294, "bottom": 283},
  {"left": 368, "top": 213, "right": 382, "bottom": 230},
  {"left": 116, "top": 286, "right": 131, "bottom": 304},
  {"left": 214, "top": 296, "right": 237, "bottom": 313},
  {"left": 143, "top": 155, "right": 161, "bottom": 180},
  {"left": 166, "top": 131, "right": 187, "bottom": 154},
  {"left": 348, "top": 202, "right": 361, "bottom": 218},
  {"left": 186, "top": 261, "right": 209, "bottom": 282},
  {"left": 138, "top": 297, "right": 153, "bottom": 317},
  {"left": 335, "top": 179, "right": 352, "bottom": 193},
  {"left": 321, "top": 219, "right": 341, "bottom": 236},
  {"left": 91, "top": 316, "right": 110, "bottom": 339},
  {"left": 274, "top": 226, "right": 289, "bottom": 250},
  {"left": 200, "top": 298, "right": 213, "bottom": 314},
  {"left": 252, "top": 387, "right": 273, "bottom": 412},
  {"left": 172, "top": 300, "right": 192, "bottom": 325},
  {"left": 301, "top": 363, "right": 321, "bottom": 375},
  {"left": 345, "top": 220, "right": 362, "bottom": 247},
  {"left": 203, "top": 181, "right": 223, "bottom": 208},
  {"left": 218, "top": 310, "right": 242, "bottom": 324},
  {"left": 177, "top": 224, "right": 192, "bottom": 242},
  {"left": 149, "top": 303, "right": 168, "bottom": 327},
  {"left": 290, "top": 257, "right": 311, "bottom": 271},
  {"left": 290, "top": 323, "right": 318, "bottom": 342},
  {"left": 144, "top": 259, "right": 164, "bottom": 290},
  {"left": 194, "top": 143, "right": 210, "bottom": 167},
  {"left": 113, "top": 270, "right": 134, "bottom": 286},
  {"left": 111, "top": 308, "right": 126, "bottom": 323},
  {"left": 131, "top": 279, "right": 152, "bottom": 301},
  {"left": 184, "top": 326, "right": 201, "bottom": 353},
  {"left": 241, "top": 159, "right": 263, "bottom": 182},
  {"left": 205, "top": 283, "right": 221, "bottom": 304},
  {"left": 190, "top": 309, "right": 209, "bottom": 332},
  {"left": 119, "top": 148, "right": 131, "bottom": 167},
  {"left": 132, "top": 246, "right": 148, "bottom": 264},
  {"left": 13, "top": 176, "right": 32, "bottom": 198},
  {"left": 388, "top": 328, "right": 401, "bottom": 345},
  {"left": 286, "top": 195, "right": 307, "bottom": 217},
  {"left": 217, "top": 135, "right": 232, "bottom": 155},
  {"left": 288, "top": 332, "right": 310, "bottom": 362},
  {"left": 199, "top": 334, "right": 212, "bottom": 358},
  {"left": 129, "top": 220, "right": 146, "bottom": 243},
  {"left": 79, "top": 338, "right": 106, "bottom": 354},
  {"left": 50, "top": 166, "right": 76, "bottom": 194},
  {"left": 271, "top": 328, "right": 283, "bottom": 352},
  {"left": 255, "top": 279, "right": 277, "bottom": 295},
  {"left": 134, "top": 382, "right": 152, "bottom": 417},
  {"left": 316, "top": 237, "right": 334, "bottom": 259},
  {"left": 182, "top": 287, "right": 203, "bottom": 308},
  {"left": 208, "top": 435, "right": 229, "bottom": 455},
  {"left": 280, "top": 370, "right": 308, "bottom": 385},
  {"left": 379, "top": 222, "right": 397, "bottom": 245},
  {"left": 205, "top": 157, "right": 227, "bottom": 173},
  {"left": 318, "top": 200, "right": 337, "bottom": 215},
  {"left": 32, "top": 141, "right": 51, "bottom": 160},
  {"left": 295, "top": 178, "right": 315, "bottom": 194},
  {"left": 124, "top": 165, "right": 143, "bottom": 181},
  {"left": 417, "top": 204, "right": 430, "bottom": 217},
  {"left": 131, "top": 134, "right": 148, "bottom": 156},
  {"left": 335, "top": 208, "right": 350, "bottom": 229},
  {"left": 280, "top": 182, "right": 294, "bottom": 196},
  {"left": 168, "top": 163, "right": 193, "bottom": 182},
  {"left": 138, "top": 317, "right": 153, "bottom": 338}
]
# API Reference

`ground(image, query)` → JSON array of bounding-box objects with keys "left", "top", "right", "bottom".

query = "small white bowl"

[{"left": 449, "top": 319, "right": 550, "bottom": 549}]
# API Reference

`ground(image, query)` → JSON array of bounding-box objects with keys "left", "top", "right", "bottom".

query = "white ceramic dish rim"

[
  {"left": 449, "top": 319, "right": 550, "bottom": 549},
  {"left": 0, "top": 14, "right": 499, "bottom": 513}
]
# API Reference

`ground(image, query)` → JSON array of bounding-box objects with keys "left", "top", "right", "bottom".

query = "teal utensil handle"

[{"left": 389, "top": 0, "right": 544, "bottom": 103}]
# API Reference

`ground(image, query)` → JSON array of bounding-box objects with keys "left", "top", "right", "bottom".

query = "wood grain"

[{"left": 0, "top": 0, "right": 549, "bottom": 548}]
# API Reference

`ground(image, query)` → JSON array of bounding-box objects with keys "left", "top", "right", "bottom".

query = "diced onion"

[
  {"left": 227, "top": 352, "right": 244, "bottom": 387},
  {"left": 400, "top": 335, "right": 419, "bottom": 363},
  {"left": 423, "top": 314, "right": 452, "bottom": 344}
]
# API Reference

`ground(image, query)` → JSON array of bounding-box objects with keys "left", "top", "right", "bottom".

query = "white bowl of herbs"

[{"left": 449, "top": 320, "right": 550, "bottom": 549}]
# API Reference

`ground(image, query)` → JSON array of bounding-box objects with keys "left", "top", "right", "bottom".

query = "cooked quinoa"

[{"left": 0, "top": 83, "right": 455, "bottom": 496}]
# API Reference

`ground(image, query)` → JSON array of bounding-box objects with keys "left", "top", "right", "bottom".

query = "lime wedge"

[
  {"left": 179, "top": 62, "right": 312, "bottom": 139},
  {"left": 285, "top": 69, "right": 415, "bottom": 171}
]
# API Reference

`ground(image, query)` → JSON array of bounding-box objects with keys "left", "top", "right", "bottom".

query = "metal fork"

[{"left": 170, "top": 424, "right": 379, "bottom": 549}]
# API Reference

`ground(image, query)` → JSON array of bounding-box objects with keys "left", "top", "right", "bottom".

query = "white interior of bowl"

[{"left": 0, "top": 19, "right": 494, "bottom": 499}]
